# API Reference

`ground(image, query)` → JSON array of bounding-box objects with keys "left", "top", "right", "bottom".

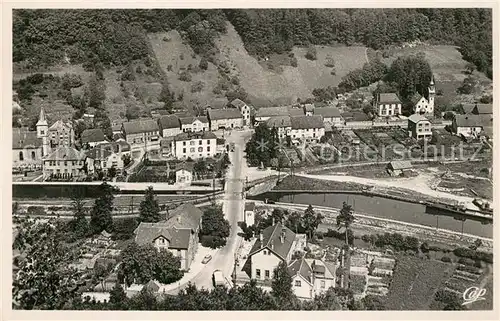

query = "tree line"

[{"left": 13, "top": 9, "right": 492, "bottom": 78}]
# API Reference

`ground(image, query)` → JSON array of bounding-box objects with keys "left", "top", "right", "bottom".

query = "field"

[
  {"left": 384, "top": 256, "right": 453, "bottom": 310},
  {"left": 149, "top": 31, "right": 223, "bottom": 112},
  {"left": 274, "top": 175, "right": 369, "bottom": 192},
  {"left": 216, "top": 22, "right": 368, "bottom": 107}
]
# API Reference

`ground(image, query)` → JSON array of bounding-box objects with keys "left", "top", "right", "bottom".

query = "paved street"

[{"left": 167, "top": 129, "right": 253, "bottom": 293}]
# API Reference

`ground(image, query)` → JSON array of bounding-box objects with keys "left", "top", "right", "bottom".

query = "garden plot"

[
  {"left": 385, "top": 256, "right": 452, "bottom": 310},
  {"left": 442, "top": 264, "right": 483, "bottom": 296}
]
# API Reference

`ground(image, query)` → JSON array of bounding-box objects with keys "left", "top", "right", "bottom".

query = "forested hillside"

[{"left": 13, "top": 8, "right": 492, "bottom": 77}]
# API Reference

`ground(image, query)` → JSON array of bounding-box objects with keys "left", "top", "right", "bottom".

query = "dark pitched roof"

[
  {"left": 287, "top": 257, "right": 313, "bottom": 284},
  {"left": 175, "top": 162, "right": 194, "bottom": 173},
  {"left": 388, "top": 160, "right": 412, "bottom": 170},
  {"left": 266, "top": 116, "right": 291, "bottom": 128},
  {"left": 256, "top": 107, "right": 290, "bottom": 118},
  {"left": 472, "top": 104, "right": 493, "bottom": 115},
  {"left": 174, "top": 131, "right": 217, "bottom": 141},
  {"left": 12, "top": 128, "right": 42, "bottom": 149},
  {"left": 454, "top": 114, "right": 493, "bottom": 128},
  {"left": 410, "top": 93, "right": 424, "bottom": 106},
  {"left": 290, "top": 115, "right": 324, "bottom": 129},
  {"left": 341, "top": 112, "right": 371, "bottom": 122},
  {"left": 248, "top": 223, "right": 296, "bottom": 260},
  {"left": 378, "top": 93, "right": 402, "bottom": 104},
  {"left": 230, "top": 98, "right": 248, "bottom": 110},
  {"left": 314, "top": 107, "right": 341, "bottom": 118},
  {"left": 304, "top": 104, "right": 315, "bottom": 112},
  {"left": 158, "top": 115, "right": 180, "bottom": 129},
  {"left": 180, "top": 116, "right": 209, "bottom": 124},
  {"left": 44, "top": 146, "right": 86, "bottom": 161},
  {"left": 289, "top": 108, "right": 306, "bottom": 116},
  {"left": 245, "top": 202, "right": 255, "bottom": 211},
  {"left": 81, "top": 128, "right": 106, "bottom": 144},
  {"left": 122, "top": 119, "right": 159, "bottom": 135},
  {"left": 144, "top": 280, "right": 160, "bottom": 292},
  {"left": 164, "top": 203, "right": 203, "bottom": 231},
  {"left": 134, "top": 222, "right": 192, "bottom": 249},
  {"left": 208, "top": 108, "right": 242, "bottom": 120}
]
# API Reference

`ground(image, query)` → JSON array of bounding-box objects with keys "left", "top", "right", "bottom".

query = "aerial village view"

[{"left": 10, "top": 8, "right": 494, "bottom": 312}]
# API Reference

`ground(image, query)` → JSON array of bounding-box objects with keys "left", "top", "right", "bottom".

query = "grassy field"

[
  {"left": 216, "top": 22, "right": 369, "bottom": 107},
  {"left": 385, "top": 256, "right": 453, "bottom": 310},
  {"left": 148, "top": 31, "right": 223, "bottom": 112}
]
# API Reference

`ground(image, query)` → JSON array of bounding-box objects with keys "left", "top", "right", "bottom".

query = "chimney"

[
  {"left": 177, "top": 216, "right": 181, "bottom": 223},
  {"left": 272, "top": 217, "right": 275, "bottom": 226},
  {"left": 270, "top": 240, "right": 274, "bottom": 250},
  {"left": 259, "top": 232, "right": 263, "bottom": 248}
]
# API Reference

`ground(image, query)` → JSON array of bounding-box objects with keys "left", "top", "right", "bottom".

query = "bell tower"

[
  {"left": 36, "top": 106, "right": 49, "bottom": 156},
  {"left": 428, "top": 75, "right": 435, "bottom": 114}
]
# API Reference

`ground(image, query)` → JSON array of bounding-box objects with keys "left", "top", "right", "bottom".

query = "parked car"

[
  {"left": 202, "top": 254, "right": 212, "bottom": 264},
  {"left": 212, "top": 270, "right": 225, "bottom": 287}
]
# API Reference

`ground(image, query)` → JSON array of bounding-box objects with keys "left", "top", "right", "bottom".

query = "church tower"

[
  {"left": 36, "top": 106, "right": 49, "bottom": 156},
  {"left": 428, "top": 75, "right": 435, "bottom": 114}
]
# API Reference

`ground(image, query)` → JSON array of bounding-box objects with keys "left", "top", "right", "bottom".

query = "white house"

[
  {"left": 266, "top": 116, "right": 291, "bottom": 140},
  {"left": 175, "top": 163, "right": 194, "bottom": 186},
  {"left": 255, "top": 106, "right": 304, "bottom": 123},
  {"left": 171, "top": 131, "right": 217, "bottom": 160},
  {"left": 230, "top": 98, "right": 251, "bottom": 126},
  {"left": 407, "top": 114, "right": 432, "bottom": 140},
  {"left": 85, "top": 141, "right": 131, "bottom": 175},
  {"left": 158, "top": 115, "right": 182, "bottom": 138},
  {"left": 314, "top": 107, "right": 342, "bottom": 127},
  {"left": 288, "top": 258, "right": 337, "bottom": 300},
  {"left": 80, "top": 128, "right": 108, "bottom": 148},
  {"left": 180, "top": 116, "right": 209, "bottom": 133},
  {"left": 207, "top": 108, "right": 243, "bottom": 130},
  {"left": 244, "top": 202, "right": 256, "bottom": 227},
  {"left": 452, "top": 114, "right": 493, "bottom": 138},
  {"left": 375, "top": 93, "right": 402, "bottom": 117},
  {"left": 412, "top": 76, "right": 435, "bottom": 115},
  {"left": 288, "top": 115, "right": 325, "bottom": 143}
]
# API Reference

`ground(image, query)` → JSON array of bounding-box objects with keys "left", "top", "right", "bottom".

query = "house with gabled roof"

[
  {"left": 412, "top": 76, "right": 436, "bottom": 115},
  {"left": 42, "top": 146, "right": 87, "bottom": 180},
  {"left": 12, "top": 127, "right": 43, "bottom": 171},
  {"left": 133, "top": 203, "right": 203, "bottom": 271},
  {"left": 288, "top": 115, "right": 325, "bottom": 143},
  {"left": 375, "top": 93, "right": 402, "bottom": 117},
  {"left": 81, "top": 128, "right": 108, "bottom": 148},
  {"left": 243, "top": 222, "right": 304, "bottom": 283},
  {"left": 314, "top": 107, "right": 342, "bottom": 126},
  {"left": 288, "top": 257, "right": 337, "bottom": 300},
  {"left": 207, "top": 108, "right": 243, "bottom": 130},
  {"left": 180, "top": 116, "right": 209, "bottom": 133},
  {"left": 230, "top": 98, "right": 252, "bottom": 126},
  {"left": 158, "top": 115, "right": 182, "bottom": 138},
  {"left": 122, "top": 119, "right": 160, "bottom": 151}
]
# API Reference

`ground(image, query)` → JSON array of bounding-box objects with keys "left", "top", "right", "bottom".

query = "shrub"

[
  {"left": 290, "top": 57, "right": 298, "bottom": 67},
  {"left": 179, "top": 71, "right": 192, "bottom": 82},
  {"left": 305, "top": 46, "right": 317, "bottom": 61},
  {"left": 453, "top": 247, "right": 493, "bottom": 264},
  {"left": 441, "top": 256, "right": 452, "bottom": 263},
  {"left": 191, "top": 81, "right": 205, "bottom": 93},
  {"left": 167, "top": 65, "right": 173, "bottom": 72},
  {"left": 199, "top": 57, "right": 208, "bottom": 70}
]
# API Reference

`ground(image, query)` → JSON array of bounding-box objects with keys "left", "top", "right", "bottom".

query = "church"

[{"left": 411, "top": 76, "right": 436, "bottom": 115}]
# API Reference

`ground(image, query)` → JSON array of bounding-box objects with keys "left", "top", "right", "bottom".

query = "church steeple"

[
  {"left": 36, "top": 106, "right": 48, "bottom": 126},
  {"left": 36, "top": 106, "right": 49, "bottom": 156}
]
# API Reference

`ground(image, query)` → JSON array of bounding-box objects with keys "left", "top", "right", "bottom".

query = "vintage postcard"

[{"left": 3, "top": 1, "right": 498, "bottom": 320}]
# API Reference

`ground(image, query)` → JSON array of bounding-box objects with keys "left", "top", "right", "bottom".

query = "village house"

[
  {"left": 288, "top": 257, "right": 337, "bottom": 300},
  {"left": 171, "top": 131, "right": 217, "bottom": 160},
  {"left": 462, "top": 103, "right": 493, "bottom": 116},
  {"left": 386, "top": 160, "right": 413, "bottom": 177},
  {"left": 230, "top": 98, "right": 252, "bottom": 126},
  {"left": 158, "top": 115, "right": 182, "bottom": 138},
  {"left": 85, "top": 141, "right": 131, "bottom": 176},
  {"left": 12, "top": 127, "right": 43, "bottom": 171},
  {"left": 134, "top": 203, "right": 203, "bottom": 271},
  {"left": 288, "top": 115, "right": 325, "bottom": 144},
  {"left": 255, "top": 106, "right": 304, "bottom": 123},
  {"left": 48, "top": 119, "right": 75, "bottom": 148},
  {"left": 151, "top": 109, "right": 170, "bottom": 119},
  {"left": 122, "top": 119, "right": 160, "bottom": 151},
  {"left": 42, "top": 146, "right": 87, "bottom": 180},
  {"left": 407, "top": 114, "right": 432, "bottom": 140},
  {"left": 175, "top": 162, "right": 194, "bottom": 186},
  {"left": 243, "top": 222, "right": 305, "bottom": 283},
  {"left": 314, "top": 107, "right": 342, "bottom": 127},
  {"left": 303, "top": 104, "right": 315, "bottom": 116},
  {"left": 451, "top": 114, "right": 493, "bottom": 138},
  {"left": 81, "top": 128, "right": 108, "bottom": 148},
  {"left": 266, "top": 116, "right": 292, "bottom": 140},
  {"left": 207, "top": 108, "right": 243, "bottom": 130},
  {"left": 375, "top": 93, "right": 402, "bottom": 117},
  {"left": 180, "top": 116, "right": 210, "bottom": 133},
  {"left": 412, "top": 77, "right": 435, "bottom": 115},
  {"left": 244, "top": 202, "right": 256, "bottom": 227}
]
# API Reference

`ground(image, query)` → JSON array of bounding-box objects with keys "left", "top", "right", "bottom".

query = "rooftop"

[
  {"left": 245, "top": 202, "right": 256, "bottom": 212},
  {"left": 44, "top": 146, "right": 86, "bottom": 161},
  {"left": 158, "top": 115, "right": 180, "bottom": 129},
  {"left": 290, "top": 115, "right": 324, "bottom": 129},
  {"left": 12, "top": 128, "right": 42, "bottom": 149},
  {"left": 266, "top": 116, "right": 292, "bottom": 128},
  {"left": 378, "top": 93, "right": 402, "bottom": 104},
  {"left": 288, "top": 257, "right": 313, "bottom": 284},
  {"left": 454, "top": 114, "right": 493, "bottom": 128},
  {"left": 230, "top": 98, "right": 248, "bottom": 110},
  {"left": 408, "top": 114, "right": 429, "bottom": 123},
  {"left": 248, "top": 223, "right": 296, "bottom": 260},
  {"left": 388, "top": 160, "right": 413, "bottom": 170},
  {"left": 81, "top": 128, "right": 107, "bottom": 144},
  {"left": 122, "top": 119, "right": 159, "bottom": 135},
  {"left": 174, "top": 131, "right": 217, "bottom": 141},
  {"left": 208, "top": 108, "right": 242, "bottom": 120},
  {"left": 314, "top": 107, "right": 341, "bottom": 118}
]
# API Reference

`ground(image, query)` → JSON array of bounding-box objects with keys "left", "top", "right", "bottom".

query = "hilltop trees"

[{"left": 139, "top": 186, "right": 162, "bottom": 223}]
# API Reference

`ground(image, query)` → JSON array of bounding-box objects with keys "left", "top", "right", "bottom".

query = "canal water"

[{"left": 251, "top": 192, "right": 493, "bottom": 239}]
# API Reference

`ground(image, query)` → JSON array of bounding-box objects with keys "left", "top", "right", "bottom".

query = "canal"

[{"left": 250, "top": 192, "right": 493, "bottom": 239}]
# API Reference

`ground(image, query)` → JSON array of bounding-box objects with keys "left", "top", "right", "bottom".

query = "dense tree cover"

[
  {"left": 338, "top": 60, "right": 388, "bottom": 92},
  {"left": 89, "top": 182, "right": 115, "bottom": 234},
  {"left": 245, "top": 123, "right": 279, "bottom": 167},
  {"left": 118, "top": 243, "right": 183, "bottom": 286},
  {"left": 200, "top": 205, "right": 231, "bottom": 248},
  {"left": 336, "top": 202, "right": 355, "bottom": 245},
  {"left": 139, "top": 186, "right": 162, "bottom": 223},
  {"left": 68, "top": 194, "right": 89, "bottom": 238},
  {"left": 13, "top": 217, "right": 81, "bottom": 309}
]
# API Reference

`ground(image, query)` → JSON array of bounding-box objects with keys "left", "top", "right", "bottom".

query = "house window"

[
  {"left": 64, "top": 161, "right": 67, "bottom": 166},
  {"left": 206, "top": 140, "right": 210, "bottom": 145},
  {"left": 256, "top": 269, "right": 261, "bottom": 279},
  {"left": 295, "top": 280, "right": 301, "bottom": 287},
  {"left": 183, "top": 141, "right": 186, "bottom": 146},
  {"left": 321, "top": 280, "right": 326, "bottom": 288},
  {"left": 31, "top": 151, "right": 36, "bottom": 160},
  {"left": 183, "top": 148, "right": 186, "bottom": 153},
  {"left": 19, "top": 151, "right": 23, "bottom": 161},
  {"left": 207, "top": 146, "right": 210, "bottom": 152},
  {"left": 265, "top": 270, "right": 270, "bottom": 279},
  {"left": 72, "top": 161, "right": 76, "bottom": 166},
  {"left": 198, "top": 147, "right": 203, "bottom": 152},
  {"left": 40, "top": 130, "right": 44, "bottom": 135},
  {"left": 190, "top": 147, "right": 195, "bottom": 153},
  {"left": 263, "top": 250, "right": 267, "bottom": 255},
  {"left": 199, "top": 140, "right": 202, "bottom": 145},
  {"left": 159, "top": 238, "right": 165, "bottom": 244},
  {"left": 190, "top": 141, "right": 195, "bottom": 146}
]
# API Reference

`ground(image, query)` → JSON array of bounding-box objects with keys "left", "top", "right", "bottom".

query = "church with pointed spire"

[{"left": 411, "top": 75, "right": 436, "bottom": 115}]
